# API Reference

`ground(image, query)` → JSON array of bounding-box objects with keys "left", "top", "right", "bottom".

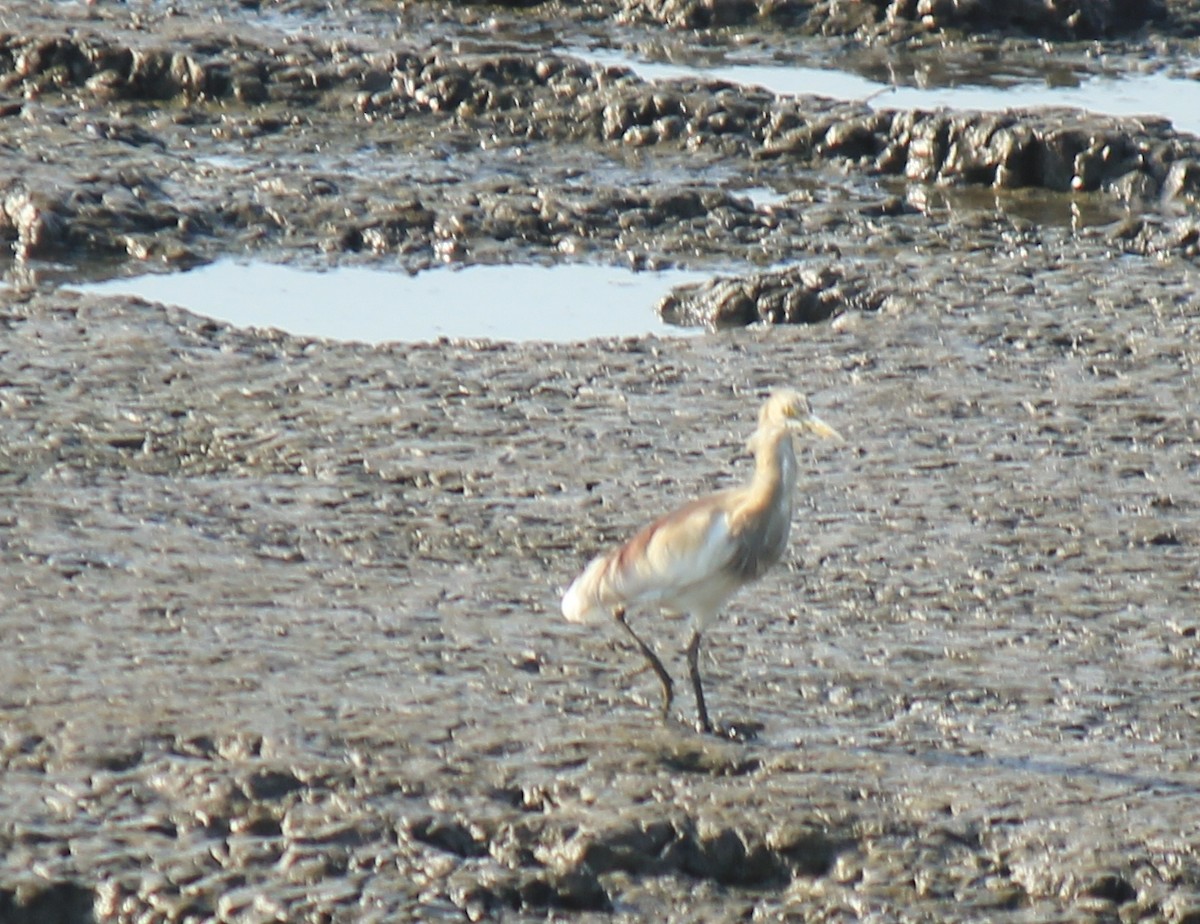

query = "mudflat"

[{"left": 2, "top": 1, "right": 1199, "bottom": 920}]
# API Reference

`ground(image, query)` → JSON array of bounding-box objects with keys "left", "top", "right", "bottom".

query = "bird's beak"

[{"left": 799, "top": 413, "right": 844, "bottom": 443}]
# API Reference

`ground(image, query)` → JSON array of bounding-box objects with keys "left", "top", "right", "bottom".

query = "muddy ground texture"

[{"left": 3, "top": 0, "right": 1200, "bottom": 921}]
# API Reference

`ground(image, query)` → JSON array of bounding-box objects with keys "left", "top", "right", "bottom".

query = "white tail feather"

[{"left": 561, "top": 556, "right": 609, "bottom": 623}]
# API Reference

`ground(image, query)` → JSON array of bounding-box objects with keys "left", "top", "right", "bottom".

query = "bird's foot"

[{"left": 702, "top": 719, "right": 764, "bottom": 743}]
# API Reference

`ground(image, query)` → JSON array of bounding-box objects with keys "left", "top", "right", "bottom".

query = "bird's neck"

[{"left": 749, "top": 426, "right": 798, "bottom": 505}]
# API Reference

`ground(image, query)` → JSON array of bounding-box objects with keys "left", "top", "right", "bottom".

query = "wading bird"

[{"left": 562, "top": 390, "right": 842, "bottom": 736}]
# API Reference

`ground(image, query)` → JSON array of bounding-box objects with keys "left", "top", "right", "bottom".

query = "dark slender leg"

[
  {"left": 685, "top": 628, "right": 712, "bottom": 734},
  {"left": 613, "top": 607, "right": 674, "bottom": 719}
]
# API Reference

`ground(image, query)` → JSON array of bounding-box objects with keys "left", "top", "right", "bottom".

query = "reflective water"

[
  {"left": 70, "top": 261, "right": 714, "bottom": 344},
  {"left": 584, "top": 50, "right": 1200, "bottom": 135}
]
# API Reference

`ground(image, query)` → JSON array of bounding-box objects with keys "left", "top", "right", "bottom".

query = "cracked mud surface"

[{"left": 2, "top": 1, "right": 1200, "bottom": 921}]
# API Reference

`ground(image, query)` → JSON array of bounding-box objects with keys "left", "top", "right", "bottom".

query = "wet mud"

[{"left": 2, "top": 1, "right": 1200, "bottom": 921}]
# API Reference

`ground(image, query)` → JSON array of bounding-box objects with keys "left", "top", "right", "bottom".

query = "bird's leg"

[
  {"left": 685, "top": 628, "right": 713, "bottom": 735},
  {"left": 687, "top": 626, "right": 762, "bottom": 742},
  {"left": 613, "top": 607, "right": 674, "bottom": 719}
]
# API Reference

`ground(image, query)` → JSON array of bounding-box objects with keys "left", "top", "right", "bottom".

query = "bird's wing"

[
  {"left": 561, "top": 491, "right": 743, "bottom": 624},
  {"left": 604, "top": 492, "right": 740, "bottom": 613}
]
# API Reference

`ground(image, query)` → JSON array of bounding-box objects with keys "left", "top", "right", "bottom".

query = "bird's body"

[
  {"left": 562, "top": 423, "right": 798, "bottom": 627},
  {"left": 562, "top": 390, "right": 842, "bottom": 735}
]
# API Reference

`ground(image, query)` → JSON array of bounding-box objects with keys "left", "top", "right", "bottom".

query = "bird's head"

[{"left": 757, "top": 389, "right": 843, "bottom": 443}]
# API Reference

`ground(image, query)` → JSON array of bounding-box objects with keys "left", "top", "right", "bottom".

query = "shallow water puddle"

[
  {"left": 586, "top": 51, "right": 1200, "bottom": 135},
  {"left": 71, "top": 261, "right": 714, "bottom": 344}
]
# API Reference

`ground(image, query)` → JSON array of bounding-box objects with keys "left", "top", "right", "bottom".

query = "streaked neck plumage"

[
  {"left": 747, "top": 424, "right": 798, "bottom": 511},
  {"left": 727, "top": 423, "right": 798, "bottom": 581}
]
